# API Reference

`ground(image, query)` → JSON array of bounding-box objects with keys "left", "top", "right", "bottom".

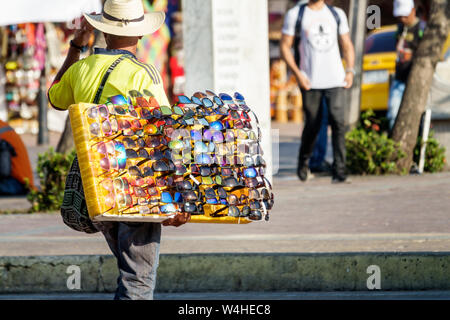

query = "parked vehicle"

[{"left": 360, "top": 25, "right": 450, "bottom": 112}]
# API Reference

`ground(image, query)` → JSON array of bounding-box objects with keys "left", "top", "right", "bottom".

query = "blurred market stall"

[{"left": 0, "top": 0, "right": 102, "bottom": 135}]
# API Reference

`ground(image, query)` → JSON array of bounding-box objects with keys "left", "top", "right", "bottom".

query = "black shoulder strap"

[
  {"left": 326, "top": 5, "right": 341, "bottom": 29},
  {"left": 294, "top": 3, "right": 307, "bottom": 66},
  {"left": 93, "top": 54, "right": 128, "bottom": 104},
  {"left": 327, "top": 5, "right": 342, "bottom": 57}
]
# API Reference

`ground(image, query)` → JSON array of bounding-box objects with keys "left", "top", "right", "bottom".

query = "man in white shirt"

[{"left": 280, "top": 0, "right": 355, "bottom": 183}]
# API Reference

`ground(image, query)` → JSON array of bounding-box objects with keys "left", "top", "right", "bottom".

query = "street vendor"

[{"left": 48, "top": 0, "right": 190, "bottom": 300}]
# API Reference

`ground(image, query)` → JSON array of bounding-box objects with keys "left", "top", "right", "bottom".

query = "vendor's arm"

[
  {"left": 162, "top": 212, "right": 191, "bottom": 227},
  {"left": 48, "top": 17, "right": 93, "bottom": 110}
]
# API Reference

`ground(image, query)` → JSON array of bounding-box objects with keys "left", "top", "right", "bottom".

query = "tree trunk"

[
  {"left": 56, "top": 116, "right": 74, "bottom": 154},
  {"left": 392, "top": 0, "right": 450, "bottom": 171}
]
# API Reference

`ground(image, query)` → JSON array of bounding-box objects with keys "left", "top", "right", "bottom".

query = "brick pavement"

[{"left": 0, "top": 126, "right": 449, "bottom": 256}]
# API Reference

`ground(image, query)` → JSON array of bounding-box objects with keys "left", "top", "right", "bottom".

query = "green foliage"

[
  {"left": 26, "top": 148, "right": 76, "bottom": 212},
  {"left": 413, "top": 131, "right": 446, "bottom": 173},
  {"left": 345, "top": 110, "right": 406, "bottom": 175}
]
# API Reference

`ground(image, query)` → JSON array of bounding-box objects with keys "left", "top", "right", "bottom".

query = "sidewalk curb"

[{"left": 1, "top": 252, "right": 449, "bottom": 293}]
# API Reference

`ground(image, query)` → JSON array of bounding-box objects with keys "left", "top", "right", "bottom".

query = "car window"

[{"left": 364, "top": 31, "right": 397, "bottom": 54}]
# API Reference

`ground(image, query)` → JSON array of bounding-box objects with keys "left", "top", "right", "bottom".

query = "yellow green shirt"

[{"left": 48, "top": 48, "right": 169, "bottom": 109}]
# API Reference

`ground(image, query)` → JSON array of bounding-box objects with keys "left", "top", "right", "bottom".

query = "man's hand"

[
  {"left": 295, "top": 71, "right": 311, "bottom": 91},
  {"left": 344, "top": 72, "right": 354, "bottom": 89},
  {"left": 72, "top": 15, "right": 94, "bottom": 48},
  {"left": 162, "top": 212, "right": 191, "bottom": 227}
]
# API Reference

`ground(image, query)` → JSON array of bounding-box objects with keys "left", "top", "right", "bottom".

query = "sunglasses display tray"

[{"left": 69, "top": 90, "right": 273, "bottom": 224}]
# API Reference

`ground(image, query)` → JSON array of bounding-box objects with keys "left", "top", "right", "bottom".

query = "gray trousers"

[
  {"left": 299, "top": 87, "right": 348, "bottom": 179},
  {"left": 94, "top": 221, "right": 161, "bottom": 300}
]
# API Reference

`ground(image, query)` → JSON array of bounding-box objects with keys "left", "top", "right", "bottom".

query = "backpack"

[
  {"left": 396, "top": 20, "right": 427, "bottom": 41},
  {"left": 294, "top": 3, "right": 342, "bottom": 66},
  {"left": 0, "top": 126, "right": 16, "bottom": 179}
]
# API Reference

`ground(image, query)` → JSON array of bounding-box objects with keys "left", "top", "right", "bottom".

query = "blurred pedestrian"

[
  {"left": 387, "top": 0, "right": 426, "bottom": 130},
  {"left": 48, "top": 0, "right": 190, "bottom": 300},
  {"left": 280, "top": 0, "right": 355, "bottom": 183},
  {"left": 0, "top": 120, "right": 34, "bottom": 195},
  {"left": 309, "top": 97, "right": 330, "bottom": 173}
]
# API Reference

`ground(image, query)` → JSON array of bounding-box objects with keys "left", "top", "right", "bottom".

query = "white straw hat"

[{"left": 84, "top": 0, "right": 165, "bottom": 37}]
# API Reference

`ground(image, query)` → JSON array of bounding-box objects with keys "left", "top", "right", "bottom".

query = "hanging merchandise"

[
  {"left": 69, "top": 90, "right": 274, "bottom": 224},
  {"left": 3, "top": 23, "right": 45, "bottom": 134}
]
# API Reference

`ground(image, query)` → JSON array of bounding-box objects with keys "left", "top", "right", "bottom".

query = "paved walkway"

[
  {"left": 1, "top": 124, "right": 449, "bottom": 256},
  {"left": 1, "top": 172, "right": 450, "bottom": 256}
]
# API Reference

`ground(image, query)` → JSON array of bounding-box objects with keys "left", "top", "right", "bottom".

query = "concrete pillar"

[
  {"left": 347, "top": 0, "right": 368, "bottom": 127},
  {"left": 183, "top": 0, "right": 273, "bottom": 180}
]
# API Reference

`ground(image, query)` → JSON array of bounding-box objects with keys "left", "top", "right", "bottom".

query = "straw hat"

[{"left": 84, "top": 0, "right": 165, "bottom": 37}]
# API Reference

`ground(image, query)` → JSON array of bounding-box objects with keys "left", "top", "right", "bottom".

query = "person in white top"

[{"left": 281, "top": 0, "right": 355, "bottom": 183}]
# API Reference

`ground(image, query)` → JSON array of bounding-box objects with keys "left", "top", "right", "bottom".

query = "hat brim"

[{"left": 83, "top": 11, "right": 165, "bottom": 37}]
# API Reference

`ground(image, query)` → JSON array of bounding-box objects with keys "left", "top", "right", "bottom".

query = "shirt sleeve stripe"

[
  {"left": 125, "top": 57, "right": 158, "bottom": 84},
  {"left": 149, "top": 64, "right": 162, "bottom": 84},
  {"left": 142, "top": 62, "right": 160, "bottom": 85},
  {"left": 129, "top": 57, "right": 160, "bottom": 84}
]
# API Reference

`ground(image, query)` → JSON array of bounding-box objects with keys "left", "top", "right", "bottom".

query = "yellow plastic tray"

[{"left": 69, "top": 103, "right": 251, "bottom": 224}]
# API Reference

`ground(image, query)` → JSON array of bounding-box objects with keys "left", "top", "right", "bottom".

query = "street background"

[{"left": 0, "top": 0, "right": 449, "bottom": 299}]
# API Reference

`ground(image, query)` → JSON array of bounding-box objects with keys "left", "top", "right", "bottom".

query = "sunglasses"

[
  {"left": 242, "top": 177, "right": 267, "bottom": 189},
  {"left": 173, "top": 163, "right": 190, "bottom": 176},
  {"left": 141, "top": 203, "right": 181, "bottom": 214},
  {"left": 142, "top": 123, "right": 163, "bottom": 135},
  {"left": 176, "top": 180, "right": 196, "bottom": 191},
  {"left": 177, "top": 95, "right": 194, "bottom": 105},
  {"left": 169, "top": 139, "right": 188, "bottom": 150},
  {"left": 229, "top": 119, "right": 252, "bottom": 130},
  {"left": 137, "top": 106, "right": 162, "bottom": 120},
  {"left": 86, "top": 105, "right": 109, "bottom": 120},
  {"left": 193, "top": 91, "right": 207, "bottom": 99},
  {"left": 89, "top": 119, "right": 115, "bottom": 137},
  {"left": 125, "top": 148, "right": 153, "bottom": 160},
  {"left": 200, "top": 175, "right": 223, "bottom": 186},
  {"left": 160, "top": 105, "right": 185, "bottom": 117},
  {"left": 248, "top": 210, "right": 263, "bottom": 221},
  {"left": 238, "top": 154, "right": 266, "bottom": 168},
  {"left": 160, "top": 191, "right": 183, "bottom": 204},
  {"left": 130, "top": 159, "right": 174, "bottom": 178},
  {"left": 195, "top": 106, "right": 213, "bottom": 117},
  {"left": 93, "top": 140, "right": 117, "bottom": 155},
  {"left": 237, "top": 142, "right": 264, "bottom": 156},
  {"left": 106, "top": 95, "right": 135, "bottom": 116},
  {"left": 121, "top": 137, "right": 146, "bottom": 149},
  {"left": 225, "top": 109, "right": 251, "bottom": 122},
  {"left": 99, "top": 154, "right": 127, "bottom": 171},
  {"left": 242, "top": 167, "right": 259, "bottom": 179},
  {"left": 220, "top": 176, "right": 244, "bottom": 190},
  {"left": 203, "top": 129, "right": 224, "bottom": 143},
  {"left": 191, "top": 165, "right": 218, "bottom": 176},
  {"left": 183, "top": 202, "right": 204, "bottom": 214},
  {"left": 194, "top": 153, "right": 213, "bottom": 165},
  {"left": 192, "top": 141, "right": 214, "bottom": 154},
  {"left": 226, "top": 193, "right": 247, "bottom": 206}
]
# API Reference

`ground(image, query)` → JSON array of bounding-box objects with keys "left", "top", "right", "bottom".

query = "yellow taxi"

[
  {"left": 360, "top": 25, "right": 450, "bottom": 111},
  {"left": 361, "top": 25, "right": 398, "bottom": 111}
]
